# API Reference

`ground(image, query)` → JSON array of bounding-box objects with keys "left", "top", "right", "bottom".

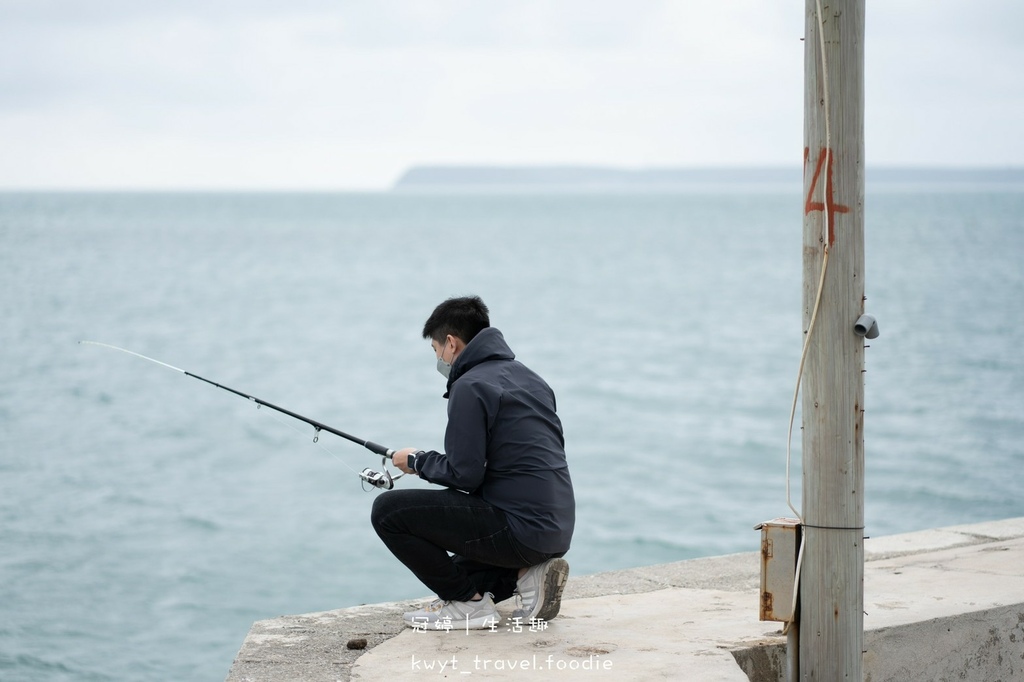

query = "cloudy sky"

[{"left": 2, "top": 1, "right": 1021, "bottom": 190}]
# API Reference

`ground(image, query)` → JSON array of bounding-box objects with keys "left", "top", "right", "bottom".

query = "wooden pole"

[{"left": 800, "top": 0, "right": 865, "bottom": 679}]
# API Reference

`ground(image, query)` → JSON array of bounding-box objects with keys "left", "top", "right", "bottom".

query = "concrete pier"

[{"left": 226, "top": 517, "right": 1024, "bottom": 681}]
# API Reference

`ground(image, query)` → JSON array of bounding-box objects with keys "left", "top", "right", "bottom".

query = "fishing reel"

[
  {"left": 358, "top": 456, "right": 403, "bottom": 491},
  {"left": 359, "top": 467, "right": 393, "bottom": 490}
]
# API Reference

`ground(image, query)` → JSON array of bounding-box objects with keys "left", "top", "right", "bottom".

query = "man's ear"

[{"left": 448, "top": 334, "right": 467, "bottom": 357}]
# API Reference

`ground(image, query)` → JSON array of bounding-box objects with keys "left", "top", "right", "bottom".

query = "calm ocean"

[{"left": 1, "top": 182, "right": 1022, "bottom": 680}]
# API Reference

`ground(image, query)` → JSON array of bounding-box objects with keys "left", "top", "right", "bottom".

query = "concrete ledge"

[{"left": 226, "top": 518, "right": 1024, "bottom": 681}]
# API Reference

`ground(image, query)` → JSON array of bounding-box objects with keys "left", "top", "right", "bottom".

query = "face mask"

[{"left": 436, "top": 342, "right": 453, "bottom": 379}]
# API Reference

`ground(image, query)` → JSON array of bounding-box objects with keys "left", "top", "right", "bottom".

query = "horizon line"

[{"left": 1, "top": 164, "right": 1022, "bottom": 194}]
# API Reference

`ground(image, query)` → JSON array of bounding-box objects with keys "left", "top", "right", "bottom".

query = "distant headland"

[{"left": 392, "top": 165, "right": 1024, "bottom": 190}]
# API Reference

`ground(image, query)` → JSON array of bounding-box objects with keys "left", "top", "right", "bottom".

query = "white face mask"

[{"left": 435, "top": 341, "right": 453, "bottom": 379}]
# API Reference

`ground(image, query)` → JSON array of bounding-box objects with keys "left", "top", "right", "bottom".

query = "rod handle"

[{"left": 363, "top": 440, "right": 393, "bottom": 458}]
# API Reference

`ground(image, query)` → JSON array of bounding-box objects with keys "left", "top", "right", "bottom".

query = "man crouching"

[{"left": 371, "top": 295, "right": 574, "bottom": 629}]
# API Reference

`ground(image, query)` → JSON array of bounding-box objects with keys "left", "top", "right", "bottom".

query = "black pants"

[{"left": 371, "top": 488, "right": 555, "bottom": 603}]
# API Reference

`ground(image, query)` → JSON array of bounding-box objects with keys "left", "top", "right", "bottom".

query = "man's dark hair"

[{"left": 422, "top": 296, "right": 490, "bottom": 344}]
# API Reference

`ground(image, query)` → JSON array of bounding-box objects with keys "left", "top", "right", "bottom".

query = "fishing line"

[
  {"left": 258, "top": 405, "right": 364, "bottom": 475},
  {"left": 80, "top": 340, "right": 402, "bottom": 490},
  {"left": 257, "top": 407, "right": 406, "bottom": 489}
]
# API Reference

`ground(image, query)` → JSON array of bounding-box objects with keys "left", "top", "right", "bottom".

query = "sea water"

[{"left": 1, "top": 184, "right": 1022, "bottom": 680}]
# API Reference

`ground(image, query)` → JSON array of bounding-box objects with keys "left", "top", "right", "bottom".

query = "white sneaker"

[
  {"left": 403, "top": 593, "right": 500, "bottom": 630},
  {"left": 512, "top": 558, "right": 569, "bottom": 622}
]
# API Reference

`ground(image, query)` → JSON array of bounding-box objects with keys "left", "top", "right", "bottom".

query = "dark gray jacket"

[{"left": 414, "top": 327, "right": 575, "bottom": 554}]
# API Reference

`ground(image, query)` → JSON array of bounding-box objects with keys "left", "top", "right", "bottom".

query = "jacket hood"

[{"left": 445, "top": 327, "right": 514, "bottom": 395}]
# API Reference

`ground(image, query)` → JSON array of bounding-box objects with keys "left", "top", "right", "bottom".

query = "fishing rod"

[{"left": 79, "top": 341, "right": 401, "bottom": 490}]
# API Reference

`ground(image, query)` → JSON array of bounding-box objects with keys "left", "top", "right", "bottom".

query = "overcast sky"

[{"left": 2, "top": 1, "right": 1021, "bottom": 190}]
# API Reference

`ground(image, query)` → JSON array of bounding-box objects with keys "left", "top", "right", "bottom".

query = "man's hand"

[{"left": 392, "top": 447, "right": 420, "bottom": 475}]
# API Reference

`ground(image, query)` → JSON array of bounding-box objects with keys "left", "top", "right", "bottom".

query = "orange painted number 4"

[{"left": 804, "top": 147, "right": 850, "bottom": 246}]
